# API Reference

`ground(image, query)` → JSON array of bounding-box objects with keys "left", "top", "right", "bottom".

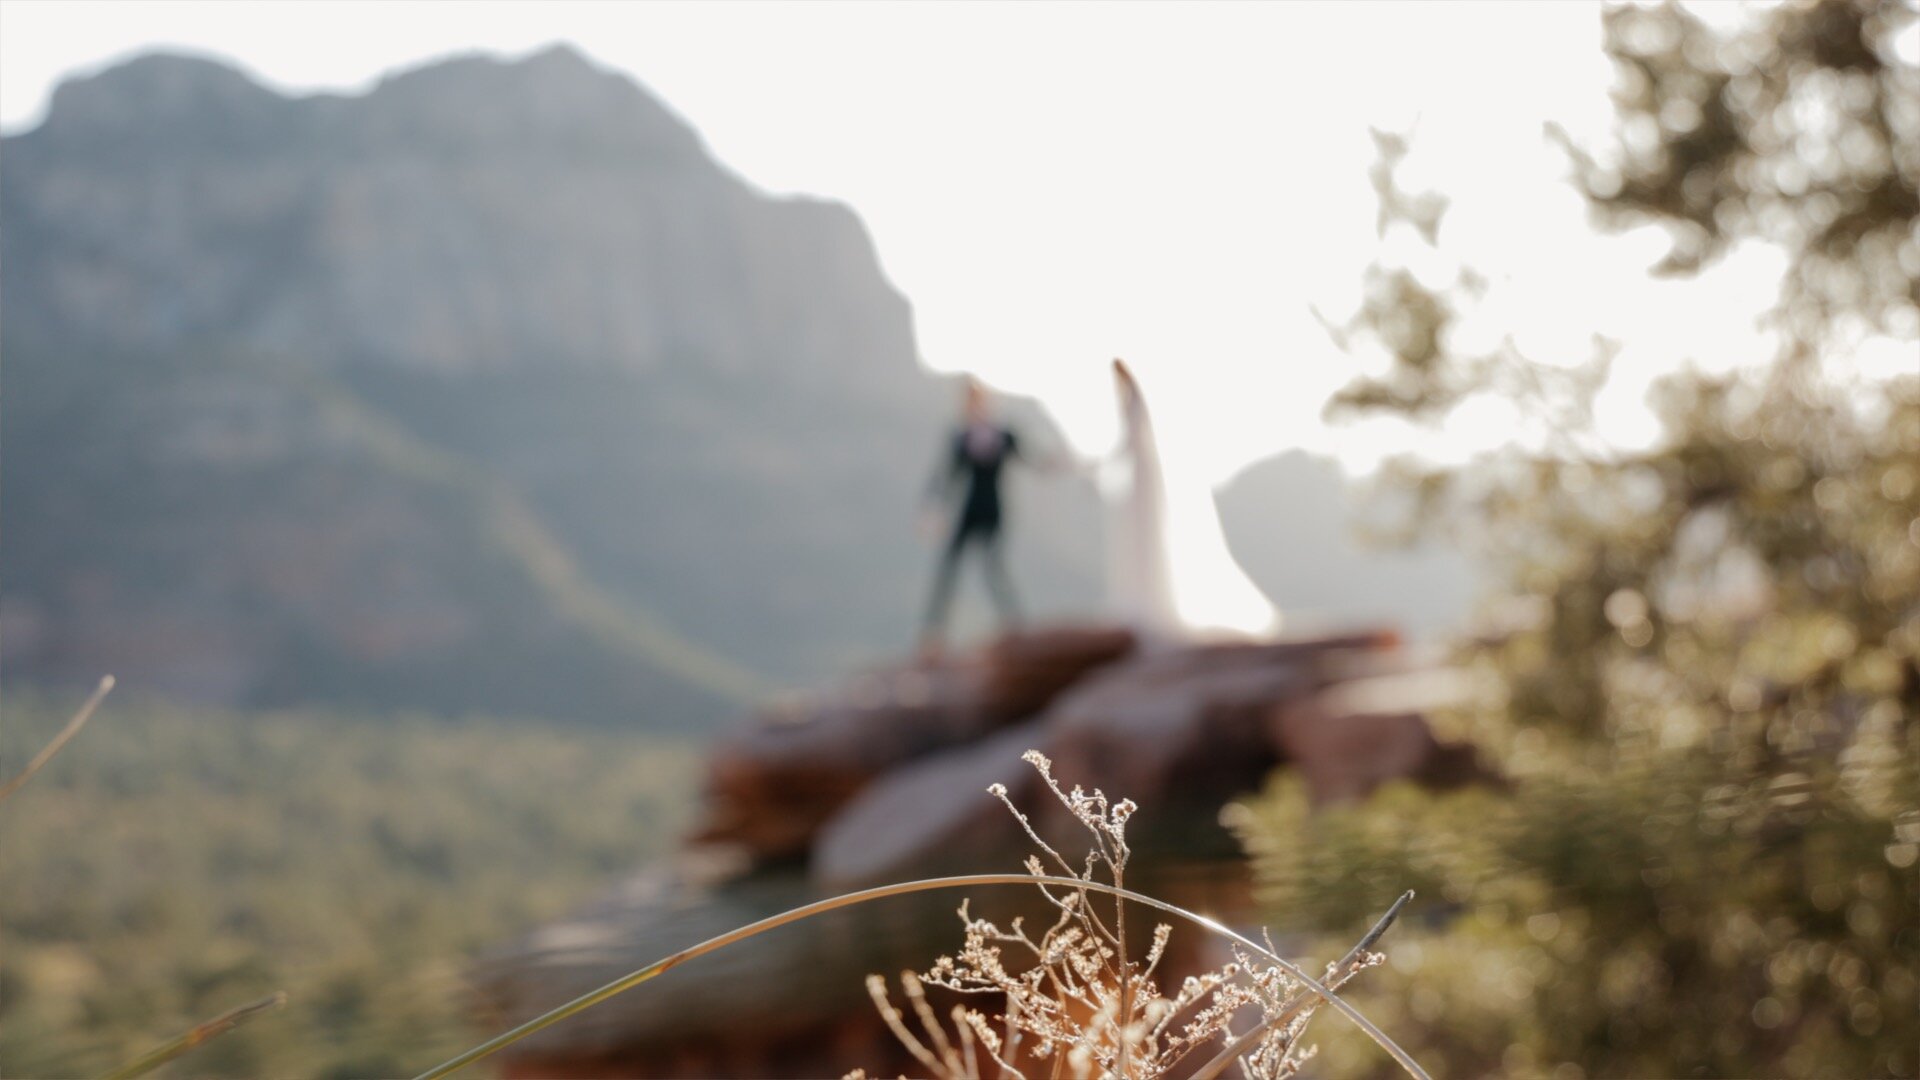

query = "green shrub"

[{"left": 0, "top": 694, "right": 696, "bottom": 1078}]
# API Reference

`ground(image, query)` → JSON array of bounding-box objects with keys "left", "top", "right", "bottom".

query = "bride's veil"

[{"left": 1102, "top": 360, "right": 1279, "bottom": 643}]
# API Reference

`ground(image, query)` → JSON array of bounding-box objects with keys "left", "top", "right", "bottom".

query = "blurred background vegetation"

[
  {"left": 1240, "top": 2, "right": 1917, "bottom": 1077},
  {"left": 0, "top": 694, "right": 695, "bottom": 1078},
  {"left": 0, "top": 1, "right": 1914, "bottom": 1078}
]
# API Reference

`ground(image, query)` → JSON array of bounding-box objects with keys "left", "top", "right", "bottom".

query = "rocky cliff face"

[{"left": 0, "top": 47, "right": 1103, "bottom": 724}]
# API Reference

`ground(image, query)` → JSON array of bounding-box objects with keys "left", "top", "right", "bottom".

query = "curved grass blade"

[{"left": 411, "top": 874, "right": 1429, "bottom": 1080}]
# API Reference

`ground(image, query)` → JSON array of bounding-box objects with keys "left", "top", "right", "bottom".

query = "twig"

[
  {"left": 95, "top": 991, "right": 287, "bottom": 1080},
  {"left": 0, "top": 675, "right": 113, "bottom": 804},
  {"left": 1335, "top": 890, "right": 1414, "bottom": 973},
  {"left": 867, "top": 976, "right": 946, "bottom": 1077},
  {"left": 1188, "top": 891, "right": 1415, "bottom": 1080}
]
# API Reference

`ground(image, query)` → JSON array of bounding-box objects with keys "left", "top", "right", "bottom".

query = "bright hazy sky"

[{"left": 7, "top": 1, "right": 1900, "bottom": 627}]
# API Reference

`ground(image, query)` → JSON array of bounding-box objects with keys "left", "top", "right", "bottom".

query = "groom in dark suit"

[{"left": 920, "top": 378, "right": 1024, "bottom": 651}]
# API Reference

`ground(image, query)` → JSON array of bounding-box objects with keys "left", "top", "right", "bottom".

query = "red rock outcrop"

[
  {"left": 476, "top": 623, "right": 1494, "bottom": 1078},
  {"left": 690, "top": 625, "right": 1134, "bottom": 860}
]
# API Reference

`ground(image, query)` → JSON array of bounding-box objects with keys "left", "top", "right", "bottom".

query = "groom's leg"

[
  {"left": 982, "top": 526, "right": 1022, "bottom": 629},
  {"left": 920, "top": 522, "right": 968, "bottom": 647}
]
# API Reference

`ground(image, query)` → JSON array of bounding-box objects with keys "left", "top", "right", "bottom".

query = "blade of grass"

[
  {"left": 412, "top": 874, "right": 1429, "bottom": 1080},
  {"left": 96, "top": 991, "right": 287, "bottom": 1080},
  {"left": 1189, "top": 890, "right": 1415, "bottom": 1080},
  {"left": 0, "top": 675, "right": 113, "bottom": 804}
]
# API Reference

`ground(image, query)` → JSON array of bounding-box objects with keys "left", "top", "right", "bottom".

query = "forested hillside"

[{"left": 0, "top": 47, "right": 1104, "bottom": 727}]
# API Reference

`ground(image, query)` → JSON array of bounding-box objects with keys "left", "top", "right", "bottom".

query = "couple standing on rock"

[{"left": 920, "top": 360, "right": 1229, "bottom": 657}]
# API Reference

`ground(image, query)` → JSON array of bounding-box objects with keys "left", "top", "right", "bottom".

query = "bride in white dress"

[{"left": 1101, "top": 359, "right": 1279, "bottom": 644}]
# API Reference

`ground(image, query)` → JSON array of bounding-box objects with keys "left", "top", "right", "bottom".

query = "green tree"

[{"left": 1244, "top": 3, "right": 1917, "bottom": 1076}]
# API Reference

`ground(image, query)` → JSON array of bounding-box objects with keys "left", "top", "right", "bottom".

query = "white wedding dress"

[{"left": 1101, "top": 361, "right": 1278, "bottom": 644}]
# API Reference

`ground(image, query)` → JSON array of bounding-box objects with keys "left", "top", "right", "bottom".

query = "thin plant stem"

[
  {"left": 0, "top": 675, "right": 113, "bottom": 804},
  {"left": 1189, "top": 891, "right": 1415, "bottom": 1080},
  {"left": 96, "top": 991, "right": 287, "bottom": 1080},
  {"left": 867, "top": 977, "right": 945, "bottom": 1076},
  {"left": 410, "top": 874, "right": 1430, "bottom": 1080},
  {"left": 1113, "top": 861, "right": 1132, "bottom": 1079}
]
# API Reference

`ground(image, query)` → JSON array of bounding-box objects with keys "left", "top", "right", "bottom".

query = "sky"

[{"left": 6, "top": 0, "right": 1894, "bottom": 629}]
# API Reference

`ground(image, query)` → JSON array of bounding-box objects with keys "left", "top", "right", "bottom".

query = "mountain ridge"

[
  {"left": 0, "top": 48, "right": 1104, "bottom": 727},
  {"left": 0, "top": 47, "right": 1471, "bottom": 728}
]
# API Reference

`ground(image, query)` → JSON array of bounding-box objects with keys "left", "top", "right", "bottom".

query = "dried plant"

[
  {"left": 854, "top": 751, "right": 1412, "bottom": 1080},
  {"left": 412, "top": 756, "right": 1423, "bottom": 1080}
]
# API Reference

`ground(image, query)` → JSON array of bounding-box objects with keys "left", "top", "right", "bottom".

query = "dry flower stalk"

[{"left": 855, "top": 752, "right": 1412, "bottom": 1080}]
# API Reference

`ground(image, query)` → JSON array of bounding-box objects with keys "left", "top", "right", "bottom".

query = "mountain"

[
  {"left": 0, "top": 47, "right": 1103, "bottom": 727},
  {"left": 0, "top": 48, "right": 1478, "bottom": 728}
]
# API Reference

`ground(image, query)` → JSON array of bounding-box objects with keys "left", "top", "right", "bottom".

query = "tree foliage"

[{"left": 1245, "top": 2, "right": 1918, "bottom": 1076}]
